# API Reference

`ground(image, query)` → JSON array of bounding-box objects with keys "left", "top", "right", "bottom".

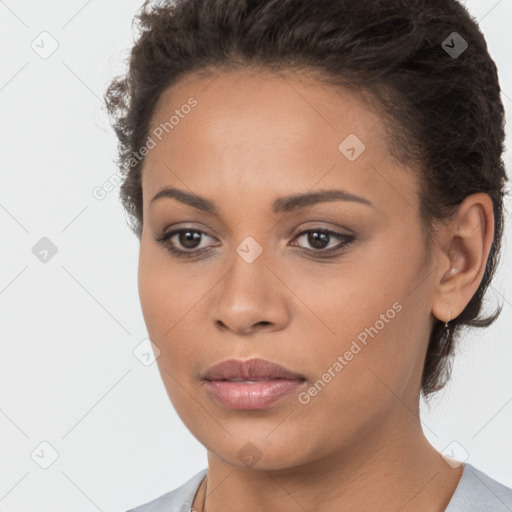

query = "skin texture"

[{"left": 138, "top": 68, "right": 494, "bottom": 512}]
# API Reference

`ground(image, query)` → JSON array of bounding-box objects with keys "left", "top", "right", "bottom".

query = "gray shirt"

[{"left": 127, "top": 463, "right": 512, "bottom": 511}]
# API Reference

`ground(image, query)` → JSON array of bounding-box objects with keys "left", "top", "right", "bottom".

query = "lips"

[
  {"left": 203, "top": 357, "right": 305, "bottom": 382},
  {"left": 202, "top": 358, "right": 306, "bottom": 410}
]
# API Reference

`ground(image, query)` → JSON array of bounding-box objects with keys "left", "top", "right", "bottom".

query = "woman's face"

[{"left": 138, "top": 69, "right": 438, "bottom": 469}]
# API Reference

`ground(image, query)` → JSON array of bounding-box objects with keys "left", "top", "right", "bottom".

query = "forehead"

[
  {"left": 141, "top": 67, "right": 418, "bottom": 216},
  {"left": 147, "top": 67, "right": 381, "bottom": 149}
]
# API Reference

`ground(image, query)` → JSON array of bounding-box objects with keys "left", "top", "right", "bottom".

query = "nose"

[{"left": 211, "top": 255, "right": 291, "bottom": 336}]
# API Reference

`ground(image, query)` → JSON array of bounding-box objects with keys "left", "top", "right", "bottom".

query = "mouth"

[
  {"left": 202, "top": 358, "right": 306, "bottom": 410},
  {"left": 203, "top": 357, "right": 305, "bottom": 381}
]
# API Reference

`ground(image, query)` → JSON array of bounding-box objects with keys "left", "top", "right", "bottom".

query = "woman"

[{"left": 104, "top": 0, "right": 512, "bottom": 510}]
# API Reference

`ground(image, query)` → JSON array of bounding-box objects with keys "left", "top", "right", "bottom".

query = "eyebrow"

[{"left": 150, "top": 186, "right": 372, "bottom": 214}]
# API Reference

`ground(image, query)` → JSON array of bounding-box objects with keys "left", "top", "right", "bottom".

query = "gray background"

[{"left": 1, "top": 1, "right": 511, "bottom": 510}]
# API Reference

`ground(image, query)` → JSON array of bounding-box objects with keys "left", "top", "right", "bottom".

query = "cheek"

[
  {"left": 287, "top": 237, "right": 426, "bottom": 397},
  {"left": 138, "top": 239, "right": 195, "bottom": 335},
  {"left": 138, "top": 242, "right": 184, "bottom": 369},
  {"left": 137, "top": 240, "right": 212, "bottom": 375}
]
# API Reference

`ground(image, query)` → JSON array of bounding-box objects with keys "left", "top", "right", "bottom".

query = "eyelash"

[{"left": 154, "top": 227, "right": 355, "bottom": 259}]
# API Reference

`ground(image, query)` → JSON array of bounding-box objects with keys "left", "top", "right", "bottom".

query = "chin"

[{"left": 199, "top": 428, "right": 324, "bottom": 472}]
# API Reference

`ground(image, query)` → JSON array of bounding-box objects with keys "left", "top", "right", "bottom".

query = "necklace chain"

[{"left": 194, "top": 475, "right": 207, "bottom": 512}]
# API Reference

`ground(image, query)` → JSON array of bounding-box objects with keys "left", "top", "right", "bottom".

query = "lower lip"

[{"left": 205, "top": 379, "right": 305, "bottom": 409}]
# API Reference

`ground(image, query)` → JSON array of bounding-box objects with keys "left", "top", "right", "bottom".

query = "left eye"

[{"left": 291, "top": 229, "right": 354, "bottom": 253}]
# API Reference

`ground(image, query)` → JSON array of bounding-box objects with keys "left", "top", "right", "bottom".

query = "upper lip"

[{"left": 203, "top": 358, "right": 305, "bottom": 381}]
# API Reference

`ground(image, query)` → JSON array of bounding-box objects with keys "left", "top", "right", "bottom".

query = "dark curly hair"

[{"left": 104, "top": 0, "right": 508, "bottom": 397}]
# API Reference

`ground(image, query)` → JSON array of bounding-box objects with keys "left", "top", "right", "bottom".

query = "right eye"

[{"left": 154, "top": 228, "right": 220, "bottom": 258}]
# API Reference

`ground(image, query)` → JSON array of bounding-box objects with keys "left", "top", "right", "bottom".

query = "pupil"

[
  {"left": 180, "top": 230, "right": 201, "bottom": 249},
  {"left": 309, "top": 231, "right": 328, "bottom": 249}
]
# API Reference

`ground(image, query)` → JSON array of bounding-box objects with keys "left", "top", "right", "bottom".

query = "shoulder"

[
  {"left": 125, "top": 469, "right": 207, "bottom": 512},
  {"left": 445, "top": 463, "right": 512, "bottom": 512}
]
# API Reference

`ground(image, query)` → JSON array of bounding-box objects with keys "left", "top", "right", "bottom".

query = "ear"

[{"left": 431, "top": 193, "right": 495, "bottom": 323}]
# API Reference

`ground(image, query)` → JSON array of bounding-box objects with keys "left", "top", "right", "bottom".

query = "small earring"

[{"left": 443, "top": 310, "right": 451, "bottom": 342}]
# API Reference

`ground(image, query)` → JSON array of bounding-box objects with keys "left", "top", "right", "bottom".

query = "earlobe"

[{"left": 431, "top": 193, "right": 495, "bottom": 323}]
